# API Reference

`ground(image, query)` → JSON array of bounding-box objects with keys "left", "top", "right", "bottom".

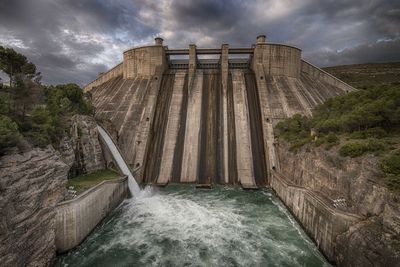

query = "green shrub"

[
  {"left": 339, "top": 139, "right": 385, "bottom": 157},
  {"left": 0, "top": 115, "right": 21, "bottom": 154},
  {"left": 365, "top": 127, "right": 387, "bottom": 138},
  {"left": 31, "top": 106, "right": 51, "bottom": 125},
  {"left": 277, "top": 84, "right": 400, "bottom": 150},
  {"left": 381, "top": 152, "right": 400, "bottom": 175},
  {"left": 314, "top": 137, "right": 325, "bottom": 146},
  {"left": 385, "top": 175, "right": 400, "bottom": 192},
  {"left": 326, "top": 132, "right": 339, "bottom": 143},
  {"left": 24, "top": 130, "right": 51, "bottom": 148},
  {"left": 0, "top": 92, "right": 14, "bottom": 115},
  {"left": 276, "top": 114, "right": 311, "bottom": 149},
  {"left": 365, "top": 139, "right": 386, "bottom": 153},
  {"left": 349, "top": 131, "right": 367, "bottom": 139},
  {"left": 289, "top": 138, "right": 310, "bottom": 152},
  {"left": 339, "top": 142, "right": 366, "bottom": 157}
]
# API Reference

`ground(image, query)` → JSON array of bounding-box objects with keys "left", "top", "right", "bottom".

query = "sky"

[{"left": 0, "top": 0, "right": 399, "bottom": 86}]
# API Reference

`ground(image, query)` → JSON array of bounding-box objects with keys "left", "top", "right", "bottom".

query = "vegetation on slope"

[
  {"left": 277, "top": 63, "right": 400, "bottom": 192},
  {"left": 323, "top": 62, "right": 400, "bottom": 89},
  {"left": 0, "top": 46, "right": 93, "bottom": 155}
]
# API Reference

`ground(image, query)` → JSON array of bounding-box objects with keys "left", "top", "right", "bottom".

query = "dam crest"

[{"left": 86, "top": 35, "right": 355, "bottom": 188}]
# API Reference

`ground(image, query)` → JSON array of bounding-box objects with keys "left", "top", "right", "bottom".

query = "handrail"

[{"left": 57, "top": 176, "right": 127, "bottom": 206}]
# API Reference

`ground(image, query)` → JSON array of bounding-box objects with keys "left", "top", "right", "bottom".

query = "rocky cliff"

[
  {"left": 59, "top": 115, "right": 106, "bottom": 177},
  {"left": 273, "top": 142, "right": 400, "bottom": 266},
  {"left": 0, "top": 115, "right": 108, "bottom": 266},
  {"left": 0, "top": 147, "right": 69, "bottom": 267}
]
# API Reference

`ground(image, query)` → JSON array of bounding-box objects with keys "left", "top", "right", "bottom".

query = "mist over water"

[{"left": 56, "top": 185, "right": 330, "bottom": 267}]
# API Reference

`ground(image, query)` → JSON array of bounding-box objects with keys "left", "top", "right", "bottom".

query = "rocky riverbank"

[{"left": 273, "top": 142, "right": 400, "bottom": 266}]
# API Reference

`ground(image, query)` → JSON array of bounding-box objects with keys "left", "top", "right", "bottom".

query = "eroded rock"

[{"left": 0, "top": 147, "right": 68, "bottom": 267}]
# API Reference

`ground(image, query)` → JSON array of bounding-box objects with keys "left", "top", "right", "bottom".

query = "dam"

[
  {"left": 86, "top": 35, "right": 354, "bottom": 188},
  {"left": 54, "top": 35, "right": 361, "bottom": 266}
]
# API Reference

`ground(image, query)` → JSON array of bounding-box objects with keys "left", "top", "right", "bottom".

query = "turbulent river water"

[{"left": 56, "top": 185, "right": 330, "bottom": 267}]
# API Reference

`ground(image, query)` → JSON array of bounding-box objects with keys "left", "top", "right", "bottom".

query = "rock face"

[
  {"left": 274, "top": 142, "right": 400, "bottom": 266},
  {"left": 0, "top": 147, "right": 69, "bottom": 267},
  {"left": 67, "top": 115, "right": 106, "bottom": 176}
]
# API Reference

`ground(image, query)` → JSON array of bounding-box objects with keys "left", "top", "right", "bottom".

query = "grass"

[{"left": 67, "top": 169, "right": 121, "bottom": 194}]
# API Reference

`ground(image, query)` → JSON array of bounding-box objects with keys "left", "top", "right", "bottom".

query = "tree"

[
  {"left": 0, "top": 46, "right": 37, "bottom": 86},
  {"left": 0, "top": 115, "right": 20, "bottom": 155}
]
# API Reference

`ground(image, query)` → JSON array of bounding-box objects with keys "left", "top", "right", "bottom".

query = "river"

[{"left": 56, "top": 185, "right": 330, "bottom": 267}]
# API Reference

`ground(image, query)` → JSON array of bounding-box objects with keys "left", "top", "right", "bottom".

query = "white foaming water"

[
  {"left": 97, "top": 125, "right": 140, "bottom": 195},
  {"left": 57, "top": 186, "right": 331, "bottom": 267}
]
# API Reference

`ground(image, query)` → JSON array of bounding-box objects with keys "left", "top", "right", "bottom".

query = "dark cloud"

[
  {"left": 0, "top": 0, "right": 399, "bottom": 86},
  {"left": 305, "top": 38, "right": 400, "bottom": 67}
]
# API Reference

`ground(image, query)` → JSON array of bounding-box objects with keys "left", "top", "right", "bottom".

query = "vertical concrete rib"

[
  {"left": 300, "top": 74, "right": 326, "bottom": 105},
  {"left": 97, "top": 79, "right": 128, "bottom": 114},
  {"left": 133, "top": 69, "right": 164, "bottom": 182},
  {"left": 227, "top": 73, "right": 238, "bottom": 184},
  {"left": 198, "top": 70, "right": 220, "bottom": 185},
  {"left": 110, "top": 78, "right": 139, "bottom": 128},
  {"left": 220, "top": 44, "right": 230, "bottom": 184},
  {"left": 157, "top": 70, "right": 186, "bottom": 185},
  {"left": 286, "top": 77, "right": 313, "bottom": 116},
  {"left": 253, "top": 64, "right": 279, "bottom": 176},
  {"left": 244, "top": 72, "right": 268, "bottom": 186},
  {"left": 272, "top": 76, "right": 293, "bottom": 117},
  {"left": 276, "top": 77, "right": 306, "bottom": 116},
  {"left": 188, "top": 44, "right": 197, "bottom": 87},
  {"left": 143, "top": 72, "right": 175, "bottom": 183},
  {"left": 96, "top": 78, "right": 126, "bottom": 114},
  {"left": 180, "top": 70, "right": 203, "bottom": 183},
  {"left": 171, "top": 73, "right": 189, "bottom": 183},
  {"left": 231, "top": 70, "right": 256, "bottom": 188},
  {"left": 119, "top": 78, "right": 150, "bottom": 167}
]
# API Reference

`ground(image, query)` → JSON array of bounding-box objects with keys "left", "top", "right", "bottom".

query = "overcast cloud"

[{"left": 0, "top": 0, "right": 399, "bottom": 85}]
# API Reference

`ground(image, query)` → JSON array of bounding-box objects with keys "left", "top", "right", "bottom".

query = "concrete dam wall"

[{"left": 86, "top": 35, "right": 355, "bottom": 188}]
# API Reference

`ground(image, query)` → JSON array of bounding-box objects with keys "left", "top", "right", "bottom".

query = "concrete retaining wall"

[
  {"left": 55, "top": 176, "right": 128, "bottom": 252},
  {"left": 270, "top": 172, "right": 360, "bottom": 262},
  {"left": 301, "top": 60, "right": 356, "bottom": 92},
  {"left": 84, "top": 63, "right": 123, "bottom": 92}
]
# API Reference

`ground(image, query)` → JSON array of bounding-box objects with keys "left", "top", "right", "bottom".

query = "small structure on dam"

[{"left": 86, "top": 35, "right": 354, "bottom": 188}]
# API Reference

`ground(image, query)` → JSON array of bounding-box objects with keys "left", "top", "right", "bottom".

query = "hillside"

[
  {"left": 278, "top": 62, "right": 400, "bottom": 193},
  {"left": 323, "top": 62, "right": 400, "bottom": 89}
]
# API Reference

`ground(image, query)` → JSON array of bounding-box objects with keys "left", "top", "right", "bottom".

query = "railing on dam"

[
  {"left": 169, "top": 58, "right": 250, "bottom": 69},
  {"left": 166, "top": 48, "right": 254, "bottom": 55}
]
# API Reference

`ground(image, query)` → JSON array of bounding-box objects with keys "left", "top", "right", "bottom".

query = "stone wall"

[
  {"left": 273, "top": 142, "right": 400, "bottom": 266},
  {"left": 55, "top": 177, "right": 128, "bottom": 252},
  {"left": 0, "top": 147, "right": 68, "bottom": 267}
]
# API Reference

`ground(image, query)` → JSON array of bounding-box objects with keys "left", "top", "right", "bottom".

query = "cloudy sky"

[{"left": 0, "top": 0, "right": 399, "bottom": 85}]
